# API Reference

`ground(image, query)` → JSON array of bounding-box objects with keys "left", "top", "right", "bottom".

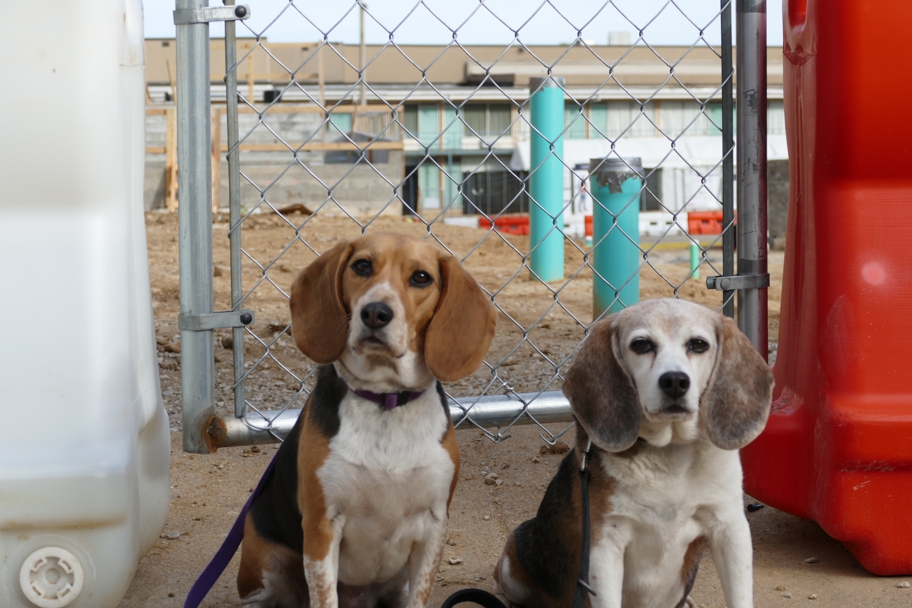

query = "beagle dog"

[
  {"left": 237, "top": 232, "right": 497, "bottom": 608},
  {"left": 493, "top": 298, "right": 773, "bottom": 608}
]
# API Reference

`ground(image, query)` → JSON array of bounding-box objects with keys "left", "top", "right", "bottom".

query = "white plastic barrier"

[
  {"left": 0, "top": 2, "right": 170, "bottom": 607},
  {"left": 639, "top": 211, "right": 689, "bottom": 238},
  {"left": 441, "top": 216, "right": 481, "bottom": 229},
  {"left": 442, "top": 212, "right": 692, "bottom": 240}
]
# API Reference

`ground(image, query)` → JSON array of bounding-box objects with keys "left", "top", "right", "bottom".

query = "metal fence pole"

[
  {"left": 223, "top": 1, "right": 246, "bottom": 419},
  {"left": 176, "top": 0, "right": 215, "bottom": 453},
  {"left": 721, "top": 0, "right": 736, "bottom": 318},
  {"left": 213, "top": 392, "right": 574, "bottom": 448},
  {"left": 736, "top": 0, "right": 768, "bottom": 357}
]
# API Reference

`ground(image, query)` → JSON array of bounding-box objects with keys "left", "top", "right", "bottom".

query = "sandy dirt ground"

[{"left": 121, "top": 211, "right": 912, "bottom": 607}]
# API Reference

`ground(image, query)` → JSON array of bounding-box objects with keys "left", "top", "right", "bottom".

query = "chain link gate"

[{"left": 173, "top": 0, "right": 768, "bottom": 453}]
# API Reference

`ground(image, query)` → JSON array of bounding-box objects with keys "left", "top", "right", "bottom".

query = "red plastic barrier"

[
  {"left": 687, "top": 210, "right": 724, "bottom": 235},
  {"left": 479, "top": 215, "right": 530, "bottom": 236},
  {"left": 741, "top": 0, "right": 912, "bottom": 575}
]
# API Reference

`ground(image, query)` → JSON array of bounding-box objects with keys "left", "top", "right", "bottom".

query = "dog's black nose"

[
  {"left": 361, "top": 302, "right": 393, "bottom": 330},
  {"left": 659, "top": 371, "right": 690, "bottom": 399}
]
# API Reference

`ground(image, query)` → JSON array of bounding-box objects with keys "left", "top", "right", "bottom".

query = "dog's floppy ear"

[
  {"left": 563, "top": 316, "right": 641, "bottom": 452},
  {"left": 289, "top": 241, "right": 354, "bottom": 364},
  {"left": 701, "top": 315, "right": 774, "bottom": 450},
  {"left": 424, "top": 254, "right": 497, "bottom": 383}
]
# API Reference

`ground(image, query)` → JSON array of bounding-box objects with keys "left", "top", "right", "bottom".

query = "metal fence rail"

[{"left": 174, "top": 0, "right": 766, "bottom": 453}]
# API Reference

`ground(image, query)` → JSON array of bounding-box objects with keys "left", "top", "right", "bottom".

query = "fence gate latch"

[
  {"left": 173, "top": 5, "right": 251, "bottom": 25},
  {"left": 179, "top": 309, "right": 255, "bottom": 332},
  {"left": 706, "top": 273, "right": 770, "bottom": 291}
]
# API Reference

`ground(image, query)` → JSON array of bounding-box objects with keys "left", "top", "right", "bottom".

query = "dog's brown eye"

[
  {"left": 410, "top": 270, "right": 433, "bottom": 287},
  {"left": 352, "top": 259, "right": 372, "bottom": 277},
  {"left": 688, "top": 338, "right": 709, "bottom": 353},
  {"left": 630, "top": 339, "right": 654, "bottom": 354}
]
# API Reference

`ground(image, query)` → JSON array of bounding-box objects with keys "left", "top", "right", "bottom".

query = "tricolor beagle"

[
  {"left": 238, "top": 232, "right": 497, "bottom": 608},
  {"left": 493, "top": 299, "right": 773, "bottom": 608}
]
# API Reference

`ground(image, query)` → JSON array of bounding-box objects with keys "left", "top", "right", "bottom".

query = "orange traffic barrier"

[
  {"left": 686, "top": 210, "right": 724, "bottom": 234},
  {"left": 741, "top": 0, "right": 912, "bottom": 575},
  {"left": 479, "top": 215, "right": 531, "bottom": 236}
]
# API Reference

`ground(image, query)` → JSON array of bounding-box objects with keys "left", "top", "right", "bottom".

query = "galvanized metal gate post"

[
  {"left": 223, "top": 0, "right": 248, "bottom": 420},
  {"left": 720, "top": 0, "right": 736, "bottom": 319},
  {"left": 176, "top": 0, "right": 215, "bottom": 454},
  {"left": 735, "top": 0, "right": 770, "bottom": 357}
]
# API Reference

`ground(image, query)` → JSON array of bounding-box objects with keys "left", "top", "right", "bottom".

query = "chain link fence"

[{"left": 174, "top": 0, "right": 767, "bottom": 453}]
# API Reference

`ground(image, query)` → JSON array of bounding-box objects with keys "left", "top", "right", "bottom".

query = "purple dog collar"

[{"left": 348, "top": 384, "right": 426, "bottom": 410}]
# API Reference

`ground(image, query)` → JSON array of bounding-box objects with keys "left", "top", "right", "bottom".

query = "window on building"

[
  {"left": 464, "top": 105, "right": 485, "bottom": 137},
  {"left": 403, "top": 104, "right": 418, "bottom": 135},
  {"left": 402, "top": 103, "right": 443, "bottom": 148},
  {"left": 488, "top": 104, "right": 511, "bottom": 138},
  {"left": 768, "top": 100, "right": 786, "bottom": 135},
  {"left": 463, "top": 103, "right": 512, "bottom": 139},
  {"left": 325, "top": 110, "right": 392, "bottom": 165},
  {"left": 660, "top": 101, "right": 725, "bottom": 137},
  {"left": 329, "top": 112, "right": 351, "bottom": 135},
  {"left": 590, "top": 101, "right": 658, "bottom": 139},
  {"left": 442, "top": 105, "right": 462, "bottom": 150},
  {"left": 589, "top": 103, "right": 607, "bottom": 138},
  {"left": 641, "top": 168, "right": 663, "bottom": 211},
  {"left": 565, "top": 102, "right": 588, "bottom": 139},
  {"left": 704, "top": 102, "right": 724, "bottom": 136},
  {"left": 462, "top": 170, "right": 530, "bottom": 216},
  {"left": 659, "top": 101, "right": 689, "bottom": 137},
  {"left": 418, "top": 104, "right": 440, "bottom": 149},
  {"left": 419, "top": 162, "right": 441, "bottom": 210},
  {"left": 324, "top": 112, "right": 353, "bottom": 164}
]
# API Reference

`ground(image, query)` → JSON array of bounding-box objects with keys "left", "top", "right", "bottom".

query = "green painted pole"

[
  {"left": 589, "top": 157, "right": 643, "bottom": 316},
  {"left": 690, "top": 242, "right": 701, "bottom": 280},
  {"left": 529, "top": 76, "right": 565, "bottom": 282}
]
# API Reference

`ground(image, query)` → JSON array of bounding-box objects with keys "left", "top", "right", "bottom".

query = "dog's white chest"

[
  {"left": 608, "top": 513, "right": 703, "bottom": 608},
  {"left": 317, "top": 391, "right": 454, "bottom": 586},
  {"left": 594, "top": 443, "right": 744, "bottom": 608}
]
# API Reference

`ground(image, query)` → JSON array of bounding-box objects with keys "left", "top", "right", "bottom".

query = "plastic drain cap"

[{"left": 19, "top": 547, "right": 84, "bottom": 608}]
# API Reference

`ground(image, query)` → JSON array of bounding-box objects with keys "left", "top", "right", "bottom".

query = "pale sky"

[{"left": 145, "top": 0, "right": 785, "bottom": 46}]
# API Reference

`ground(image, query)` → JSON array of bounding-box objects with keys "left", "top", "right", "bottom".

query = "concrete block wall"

[
  {"left": 217, "top": 151, "right": 406, "bottom": 216},
  {"left": 144, "top": 109, "right": 406, "bottom": 216},
  {"left": 144, "top": 111, "right": 167, "bottom": 211}
]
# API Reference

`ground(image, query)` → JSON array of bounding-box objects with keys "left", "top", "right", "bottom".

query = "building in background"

[{"left": 143, "top": 38, "right": 785, "bottom": 225}]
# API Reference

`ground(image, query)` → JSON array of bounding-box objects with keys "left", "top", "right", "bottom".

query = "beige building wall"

[{"left": 144, "top": 38, "right": 784, "bottom": 91}]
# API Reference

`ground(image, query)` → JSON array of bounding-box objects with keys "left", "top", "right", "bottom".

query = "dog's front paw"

[{"left": 492, "top": 582, "right": 516, "bottom": 608}]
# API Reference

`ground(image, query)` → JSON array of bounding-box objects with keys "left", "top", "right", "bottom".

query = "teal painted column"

[
  {"left": 529, "top": 76, "right": 565, "bottom": 282},
  {"left": 589, "top": 157, "right": 643, "bottom": 316},
  {"left": 690, "top": 242, "right": 701, "bottom": 280}
]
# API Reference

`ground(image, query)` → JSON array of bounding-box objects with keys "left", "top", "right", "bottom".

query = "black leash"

[
  {"left": 571, "top": 439, "right": 596, "bottom": 608},
  {"left": 440, "top": 440, "right": 597, "bottom": 608},
  {"left": 439, "top": 588, "right": 509, "bottom": 608}
]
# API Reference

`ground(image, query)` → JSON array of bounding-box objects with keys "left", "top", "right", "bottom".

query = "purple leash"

[{"left": 184, "top": 453, "right": 277, "bottom": 608}]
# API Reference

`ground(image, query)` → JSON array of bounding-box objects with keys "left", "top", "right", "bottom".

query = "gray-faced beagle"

[
  {"left": 493, "top": 298, "right": 774, "bottom": 608},
  {"left": 237, "top": 232, "right": 497, "bottom": 608}
]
